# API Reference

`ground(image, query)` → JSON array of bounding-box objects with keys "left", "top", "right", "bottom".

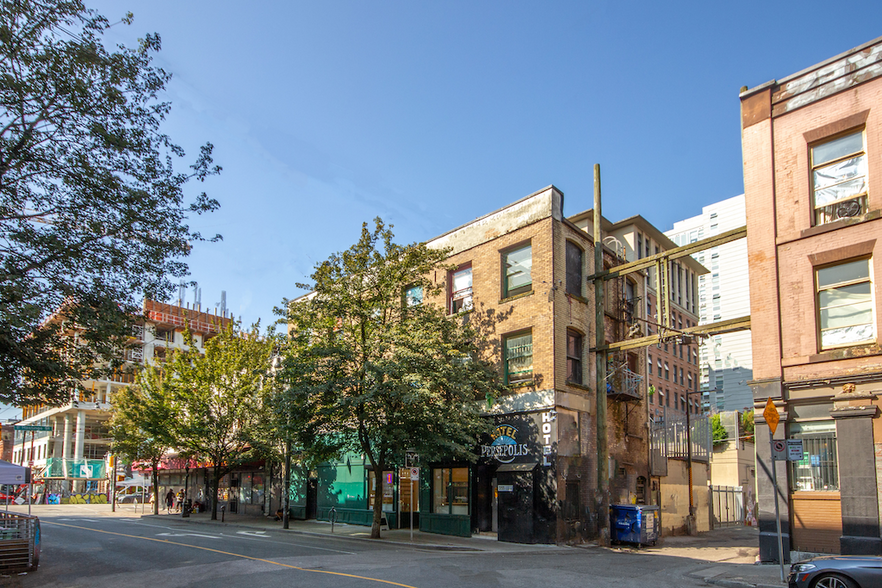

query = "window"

[
  {"left": 566, "top": 330, "right": 583, "bottom": 385},
  {"left": 817, "top": 258, "right": 875, "bottom": 348},
  {"left": 789, "top": 421, "right": 838, "bottom": 492},
  {"left": 433, "top": 467, "right": 469, "bottom": 514},
  {"left": 664, "top": 362, "right": 669, "bottom": 380},
  {"left": 368, "top": 470, "right": 395, "bottom": 512},
  {"left": 503, "top": 244, "right": 532, "bottom": 298},
  {"left": 566, "top": 241, "right": 583, "bottom": 296},
  {"left": 647, "top": 354, "right": 653, "bottom": 376},
  {"left": 812, "top": 130, "right": 868, "bottom": 225},
  {"left": 449, "top": 265, "right": 472, "bottom": 313},
  {"left": 404, "top": 285, "right": 423, "bottom": 306},
  {"left": 504, "top": 331, "right": 533, "bottom": 385}
]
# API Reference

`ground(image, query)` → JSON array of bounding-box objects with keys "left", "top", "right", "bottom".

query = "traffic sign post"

[{"left": 764, "top": 398, "right": 785, "bottom": 582}]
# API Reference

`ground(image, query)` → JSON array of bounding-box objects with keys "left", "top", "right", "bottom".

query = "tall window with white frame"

[
  {"left": 502, "top": 244, "right": 532, "bottom": 298},
  {"left": 566, "top": 330, "right": 583, "bottom": 385},
  {"left": 811, "top": 130, "right": 868, "bottom": 225},
  {"left": 449, "top": 265, "right": 472, "bottom": 313},
  {"left": 816, "top": 258, "right": 875, "bottom": 349},
  {"left": 504, "top": 331, "right": 533, "bottom": 385}
]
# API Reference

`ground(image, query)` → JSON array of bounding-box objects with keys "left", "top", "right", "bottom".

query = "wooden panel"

[{"left": 791, "top": 492, "right": 842, "bottom": 553}]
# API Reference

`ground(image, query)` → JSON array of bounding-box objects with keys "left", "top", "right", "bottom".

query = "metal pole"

[
  {"left": 685, "top": 397, "right": 695, "bottom": 535},
  {"left": 770, "top": 428, "right": 785, "bottom": 582},
  {"left": 593, "top": 163, "right": 609, "bottom": 546},
  {"left": 110, "top": 456, "right": 116, "bottom": 513},
  {"left": 410, "top": 476, "right": 414, "bottom": 542},
  {"left": 283, "top": 438, "right": 291, "bottom": 530},
  {"left": 28, "top": 431, "right": 34, "bottom": 516}
]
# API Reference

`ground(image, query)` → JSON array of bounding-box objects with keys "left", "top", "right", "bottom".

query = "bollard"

[
  {"left": 221, "top": 504, "right": 225, "bottom": 523},
  {"left": 330, "top": 507, "right": 337, "bottom": 533}
]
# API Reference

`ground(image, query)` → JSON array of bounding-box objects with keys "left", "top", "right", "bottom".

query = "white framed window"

[
  {"left": 817, "top": 258, "right": 875, "bottom": 349},
  {"left": 811, "top": 130, "right": 868, "bottom": 225},
  {"left": 504, "top": 330, "right": 533, "bottom": 385},
  {"left": 449, "top": 265, "right": 472, "bottom": 313},
  {"left": 503, "top": 244, "right": 532, "bottom": 298}
]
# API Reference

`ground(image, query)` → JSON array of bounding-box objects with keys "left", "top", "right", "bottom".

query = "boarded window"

[
  {"left": 812, "top": 130, "right": 868, "bottom": 225},
  {"left": 566, "top": 241, "right": 582, "bottom": 296}
]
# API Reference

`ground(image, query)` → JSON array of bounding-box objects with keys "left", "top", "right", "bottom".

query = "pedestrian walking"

[
  {"left": 175, "top": 489, "right": 184, "bottom": 513},
  {"left": 165, "top": 489, "right": 174, "bottom": 513}
]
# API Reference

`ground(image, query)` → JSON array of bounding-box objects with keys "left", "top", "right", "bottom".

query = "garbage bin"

[
  {"left": 609, "top": 504, "right": 659, "bottom": 546},
  {"left": 182, "top": 499, "right": 192, "bottom": 518}
]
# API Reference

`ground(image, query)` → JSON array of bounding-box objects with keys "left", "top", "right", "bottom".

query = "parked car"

[{"left": 789, "top": 555, "right": 882, "bottom": 588}]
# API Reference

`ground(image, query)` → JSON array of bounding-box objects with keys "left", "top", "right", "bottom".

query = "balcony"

[{"left": 607, "top": 367, "right": 642, "bottom": 401}]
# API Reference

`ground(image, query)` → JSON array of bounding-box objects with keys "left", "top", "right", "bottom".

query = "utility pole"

[{"left": 593, "top": 163, "right": 610, "bottom": 546}]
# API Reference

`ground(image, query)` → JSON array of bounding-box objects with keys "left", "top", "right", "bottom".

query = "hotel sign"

[{"left": 480, "top": 410, "right": 557, "bottom": 466}]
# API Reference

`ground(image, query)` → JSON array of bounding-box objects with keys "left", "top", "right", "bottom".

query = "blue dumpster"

[{"left": 610, "top": 504, "right": 659, "bottom": 546}]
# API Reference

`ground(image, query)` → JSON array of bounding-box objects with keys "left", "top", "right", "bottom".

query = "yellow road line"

[{"left": 44, "top": 521, "right": 418, "bottom": 588}]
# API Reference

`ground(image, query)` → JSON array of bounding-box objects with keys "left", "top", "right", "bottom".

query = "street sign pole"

[{"left": 764, "top": 398, "right": 785, "bottom": 582}]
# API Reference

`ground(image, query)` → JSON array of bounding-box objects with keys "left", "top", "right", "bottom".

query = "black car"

[{"left": 789, "top": 555, "right": 882, "bottom": 588}]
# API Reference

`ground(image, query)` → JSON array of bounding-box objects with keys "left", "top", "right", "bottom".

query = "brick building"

[
  {"left": 742, "top": 36, "right": 882, "bottom": 558},
  {"left": 421, "top": 185, "right": 650, "bottom": 543}
]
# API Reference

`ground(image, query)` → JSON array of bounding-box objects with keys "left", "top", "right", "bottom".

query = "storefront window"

[
  {"left": 252, "top": 473, "right": 265, "bottom": 505},
  {"left": 789, "top": 421, "right": 838, "bottom": 492},
  {"left": 239, "top": 473, "right": 252, "bottom": 504},
  {"left": 367, "top": 470, "right": 395, "bottom": 512},
  {"left": 432, "top": 467, "right": 468, "bottom": 515}
]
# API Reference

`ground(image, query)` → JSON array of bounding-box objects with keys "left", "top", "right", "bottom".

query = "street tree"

[
  {"left": 279, "top": 218, "right": 505, "bottom": 539},
  {"left": 169, "top": 324, "right": 275, "bottom": 520},
  {"left": 108, "top": 363, "right": 176, "bottom": 514},
  {"left": 0, "top": 1, "right": 221, "bottom": 406}
]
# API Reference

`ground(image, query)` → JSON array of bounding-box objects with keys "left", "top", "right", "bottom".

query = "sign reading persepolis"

[{"left": 480, "top": 410, "right": 556, "bottom": 466}]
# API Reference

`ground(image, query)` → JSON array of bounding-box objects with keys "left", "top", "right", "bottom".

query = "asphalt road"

[{"left": 7, "top": 510, "right": 717, "bottom": 588}]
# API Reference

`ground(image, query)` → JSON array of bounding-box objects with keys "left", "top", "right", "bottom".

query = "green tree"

[
  {"left": 279, "top": 218, "right": 505, "bottom": 539},
  {"left": 741, "top": 410, "right": 755, "bottom": 442},
  {"left": 169, "top": 324, "right": 275, "bottom": 521},
  {"left": 108, "top": 364, "right": 175, "bottom": 514},
  {"left": 711, "top": 413, "right": 729, "bottom": 447},
  {"left": 0, "top": 1, "right": 220, "bottom": 406}
]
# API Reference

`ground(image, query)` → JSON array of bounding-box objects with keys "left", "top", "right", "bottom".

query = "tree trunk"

[
  {"left": 210, "top": 464, "right": 220, "bottom": 520},
  {"left": 151, "top": 459, "right": 160, "bottom": 515},
  {"left": 371, "top": 454, "right": 385, "bottom": 539}
]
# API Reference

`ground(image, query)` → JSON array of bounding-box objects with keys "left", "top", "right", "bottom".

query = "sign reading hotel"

[
  {"left": 480, "top": 410, "right": 556, "bottom": 466},
  {"left": 482, "top": 424, "right": 530, "bottom": 463}
]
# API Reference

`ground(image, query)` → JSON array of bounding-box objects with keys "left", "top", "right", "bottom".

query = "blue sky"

[{"left": 81, "top": 0, "right": 882, "bottom": 328}]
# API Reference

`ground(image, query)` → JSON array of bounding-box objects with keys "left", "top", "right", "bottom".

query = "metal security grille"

[{"left": 790, "top": 433, "right": 838, "bottom": 492}]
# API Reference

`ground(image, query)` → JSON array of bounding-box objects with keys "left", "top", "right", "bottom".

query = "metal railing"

[{"left": 0, "top": 511, "right": 40, "bottom": 572}]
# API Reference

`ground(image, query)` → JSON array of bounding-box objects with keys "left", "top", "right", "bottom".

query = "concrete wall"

[{"left": 658, "top": 458, "right": 711, "bottom": 536}]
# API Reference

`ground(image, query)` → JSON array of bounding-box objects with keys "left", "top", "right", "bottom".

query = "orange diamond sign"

[{"left": 763, "top": 398, "right": 780, "bottom": 435}]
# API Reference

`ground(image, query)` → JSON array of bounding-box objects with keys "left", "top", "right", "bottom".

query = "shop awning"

[{"left": 496, "top": 462, "right": 538, "bottom": 472}]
